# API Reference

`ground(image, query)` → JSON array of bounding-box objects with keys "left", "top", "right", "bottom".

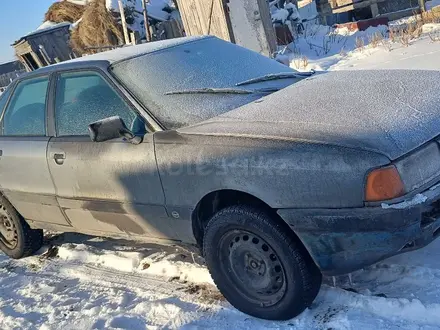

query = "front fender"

[{"left": 154, "top": 131, "right": 390, "bottom": 214}]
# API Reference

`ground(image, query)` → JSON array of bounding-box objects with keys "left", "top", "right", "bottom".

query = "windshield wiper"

[
  {"left": 165, "top": 87, "right": 280, "bottom": 95},
  {"left": 236, "top": 70, "right": 315, "bottom": 86}
]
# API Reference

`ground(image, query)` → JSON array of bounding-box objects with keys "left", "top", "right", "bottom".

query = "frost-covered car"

[{"left": 1, "top": 35, "right": 440, "bottom": 320}]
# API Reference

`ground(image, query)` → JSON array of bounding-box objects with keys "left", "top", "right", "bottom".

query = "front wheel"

[
  {"left": 0, "top": 195, "right": 43, "bottom": 259},
  {"left": 203, "top": 205, "right": 322, "bottom": 320}
]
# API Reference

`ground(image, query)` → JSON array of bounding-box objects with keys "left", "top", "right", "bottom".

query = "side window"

[
  {"left": 2, "top": 77, "right": 48, "bottom": 136},
  {"left": 55, "top": 71, "right": 144, "bottom": 136},
  {"left": 0, "top": 86, "right": 12, "bottom": 114}
]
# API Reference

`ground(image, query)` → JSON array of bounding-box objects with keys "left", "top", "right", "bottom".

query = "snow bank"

[
  {"left": 427, "top": 0, "right": 440, "bottom": 10},
  {"left": 322, "top": 286, "right": 440, "bottom": 327},
  {"left": 57, "top": 244, "right": 144, "bottom": 272},
  {"left": 140, "top": 252, "right": 214, "bottom": 284},
  {"left": 283, "top": 18, "right": 440, "bottom": 72},
  {"left": 298, "top": 0, "right": 318, "bottom": 20},
  {"left": 422, "top": 23, "right": 440, "bottom": 33},
  {"left": 56, "top": 243, "right": 213, "bottom": 285},
  {"left": 282, "top": 22, "right": 388, "bottom": 71}
]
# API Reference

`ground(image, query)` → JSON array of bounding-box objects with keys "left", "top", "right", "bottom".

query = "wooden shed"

[
  {"left": 317, "top": 0, "right": 425, "bottom": 23},
  {"left": 175, "top": 0, "right": 277, "bottom": 57},
  {"left": 12, "top": 22, "right": 77, "bottom": 72}
]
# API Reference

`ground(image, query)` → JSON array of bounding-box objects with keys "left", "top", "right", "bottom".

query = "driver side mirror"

[{"left": 88, "top": 116, "right": 142, "bottom": 144}]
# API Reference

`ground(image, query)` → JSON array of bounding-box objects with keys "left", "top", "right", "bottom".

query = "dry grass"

[
  {"left": 292, "top": 54, "right": 309, "bottom": 70},
  {"left": 322, "top": 37, "right": 331, "bottom": 55},
  {"left": 182, "top": 283, "right": 225, "bottom": 304},
  {"left": 381, "top": 39, "right": 393, "bottom": 52},
  {"left": 339, "top": 46, "right": 347, "bottom": 57},
  {"left": 300, "top": 55, "right": 309, "bottom": 69},
  {"left": 45, "top": 0, "right": 85, "bottom": 23},
  {"left": 355, "top": 36, "right": 365, "bottom": 51},
  {"left": 399, "top": 30, "right": 411, "bottom": 47},
  {"left": 386, "top": 10, "right": 440, "bottom": 48},
  {"left": 429, "top": 32, "right": 440, "bottom": 41},
  {"left": 407, "top": 21, "right": 423, "bottom": 39},
  {"left": 71, "top": 0, "right": 124, "bottom": 55},
  {"left": 389, "top": 28, "right": 397, "bottom": 42},
  {"left": 420, "top": 10, "right": 440, "bottom": 24},
  {"left": 368, "top": 32, "right": 383, "bottom": 48}
]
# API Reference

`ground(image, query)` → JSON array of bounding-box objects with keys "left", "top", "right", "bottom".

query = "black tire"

[
  {"left": 0, "top": 195, "right": 43, "bottom": 259},
  {"left": 203, "top": 205, "right": 322, "bottom": 320}
]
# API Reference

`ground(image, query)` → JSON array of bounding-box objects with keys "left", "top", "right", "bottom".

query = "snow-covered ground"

[
  {"left": 281, "top": 21, "right": 440, "bottom": 72},
  {"left": 3, "top": 231, "right": 440, "bottom": 329},
  {"left": 3, "top": 4, "right": 440, "bottom": 330},
  {"left": 275, "top": 0, "right": 440, "bottom": 72}
]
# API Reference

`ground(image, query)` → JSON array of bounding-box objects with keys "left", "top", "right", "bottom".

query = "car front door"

[
  {"left": 0, "top": 76, "right": 70, "bottom": 227},
  {"left": 47, "top": 70, "right": 175, "bottom": 239}
]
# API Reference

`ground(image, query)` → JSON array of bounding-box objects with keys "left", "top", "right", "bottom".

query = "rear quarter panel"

[{"left": 154, "top": 131, "right": 390, "bottom": 217}]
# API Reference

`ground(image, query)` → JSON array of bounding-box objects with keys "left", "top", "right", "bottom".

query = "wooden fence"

[
  {"left": 317, "top": 0, "right": 425, "bottom": 15},
  {"left": 175, "top": 0, "right": 233, "bottom": 41},
  {"left": 0, "top": 71, "right": 25, "bottom": 89}
]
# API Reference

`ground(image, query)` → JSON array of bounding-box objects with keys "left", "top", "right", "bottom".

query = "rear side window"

[
  {"left": 2, "top": 77, "right": 48, "bottom": 136},
  {"left": 55, "top": 71, "right": 142, "bottom": 136}
]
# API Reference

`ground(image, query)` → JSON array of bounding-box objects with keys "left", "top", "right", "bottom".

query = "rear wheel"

[
  {"left": 0, "top": 195, "right": 43, "bottom": 259},
  {"left": 203, "top": 205, "right": 322, "bottom": 320}
]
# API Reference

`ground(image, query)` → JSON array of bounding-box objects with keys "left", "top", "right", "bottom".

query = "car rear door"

[
  {"left": 47, "top": 69, "right": 178, "bottom": 239},
  {"left": 0, "top": 75, "right": 69, "bottom": 227}
]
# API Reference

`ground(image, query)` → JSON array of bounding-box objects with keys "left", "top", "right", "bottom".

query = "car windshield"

[{"left": 111, "top": 37, "right": 305, "bottom": 129}]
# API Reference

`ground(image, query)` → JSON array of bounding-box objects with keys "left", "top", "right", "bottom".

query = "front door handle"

[{"left": 52, "top": 152, "right": 66, "bottom": 165}]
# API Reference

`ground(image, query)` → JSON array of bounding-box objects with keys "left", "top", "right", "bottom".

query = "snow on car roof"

[{"left": 62, "top": 36, "right": 211, "bottom": 65}]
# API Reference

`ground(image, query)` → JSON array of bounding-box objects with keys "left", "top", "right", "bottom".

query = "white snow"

[
  {"left": 56, "top": 242, "right": 214, "bottom": 284},
  {"left": 37, "top": 21, "right": 59, "bottom": 31},
  {"left": 382, "top": 194, "right": 428, "bottom": 209},
  {"left": 25, "top": 22, "right": 71, "bottom": 39},
  {"left": 298, "top": 0, "right": 319, "bottom": 20},
  {"left": 331, "top": 35, "right": 440, "bottom": 71},
  {"left": 3, "top": 233, "right": 440, "bottom": 329},
  {"left": 281, "top": 17, "right": 440, "bottom": 72},
  {"left": 427, "top": 0, "right": 440, "bottom": 10},
  {"left": 106, "top": 0, "right": 173, "bottom": 21},
  {"left": 272, "top": 9, "right": 290, "bottom": 23},
  {"left": 66, "top": 0, "right": 93, "bottom": 5}
]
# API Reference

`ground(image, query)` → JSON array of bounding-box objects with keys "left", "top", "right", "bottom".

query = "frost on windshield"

[{"left": 111, "top": 37, "right": 297, "bottom": 129}]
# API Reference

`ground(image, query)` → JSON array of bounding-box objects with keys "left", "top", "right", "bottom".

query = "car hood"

[{"left": 179, "top": 70, "right": 440, "bottom": 160}]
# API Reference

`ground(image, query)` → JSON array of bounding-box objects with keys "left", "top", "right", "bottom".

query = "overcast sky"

[{"left": 0, "top": 0, "right": 55, "bottom": 64}]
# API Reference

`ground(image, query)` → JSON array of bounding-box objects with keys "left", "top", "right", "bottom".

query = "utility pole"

[
  {"left": 118, "top": 0, "right": 130, "bottom": 45},
  {"left": 142, "top": 0, "right": 152, "bottom": 42},
  {"left": 419, "top": 0, "right": 426, "bottom": 11}
]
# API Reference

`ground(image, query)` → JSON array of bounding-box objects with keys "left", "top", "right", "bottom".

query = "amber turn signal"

[{"left": 365, "top": 166, "right": 405, "bottom": 202}]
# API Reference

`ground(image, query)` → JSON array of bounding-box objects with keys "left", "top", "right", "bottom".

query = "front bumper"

[{"left": 277, "top": 184, "right": 440, "bottom": 276}]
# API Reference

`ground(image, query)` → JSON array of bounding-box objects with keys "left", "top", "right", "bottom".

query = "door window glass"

[
  {"left": 2, "top": 77, "right": 48, "bottom": 136},
  {"left": 55, "top": 71, "right": 144, "bottom": 136},
  {"left": 0, "top": 86, "right": 12, "bottom": 115}
]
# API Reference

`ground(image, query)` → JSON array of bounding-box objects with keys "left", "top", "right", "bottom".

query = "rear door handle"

[{"left": 52, "top": 152, "right": 66, "bottom": 165}]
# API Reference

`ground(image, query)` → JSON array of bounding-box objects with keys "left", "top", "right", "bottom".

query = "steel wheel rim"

[
  {"left": 0, "top": 205, "right": 18, "bottom": 249},
  {"left": 219, "top": 229, "right": 287, "bottom": 307}
]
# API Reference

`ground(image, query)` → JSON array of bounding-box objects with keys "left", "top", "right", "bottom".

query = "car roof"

[{"left": 24, "top": 35, "right": 211, "bottom": 77}]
